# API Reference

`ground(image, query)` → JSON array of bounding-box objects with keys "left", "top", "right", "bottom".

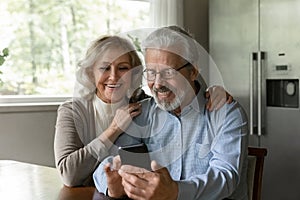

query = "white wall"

[{"left": 0, "top": 105, "right": 58, "bottom": 167}]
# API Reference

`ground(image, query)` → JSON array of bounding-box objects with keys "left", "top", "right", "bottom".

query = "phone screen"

[{"left": 118, "top": 143, "right": 151, "bottom": 171}]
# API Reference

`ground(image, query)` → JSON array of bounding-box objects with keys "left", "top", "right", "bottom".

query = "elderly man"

[{"left": 93, "top": 26, "right": 248, "bottom": 200}]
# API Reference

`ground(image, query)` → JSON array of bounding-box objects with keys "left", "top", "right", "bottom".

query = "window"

[{"left": 0, "top": 0, "right": 150, "bottom": 98}]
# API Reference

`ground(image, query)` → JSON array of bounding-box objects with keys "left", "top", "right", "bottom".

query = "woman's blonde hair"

[{"left": 75, "top": 36, "right": 143, "bottom": 100}]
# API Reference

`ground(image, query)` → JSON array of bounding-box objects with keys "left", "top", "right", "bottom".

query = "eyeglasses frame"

[{"left": 143, "top": 62, "right": 191, "bottom": 81}]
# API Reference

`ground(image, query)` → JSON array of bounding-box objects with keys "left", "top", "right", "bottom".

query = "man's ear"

[{"left": 189, "top": 64, "right": 199, "bottom": 81}]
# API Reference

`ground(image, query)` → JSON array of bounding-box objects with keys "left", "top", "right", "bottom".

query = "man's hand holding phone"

[
  {"left": 118, "top": 161, "right": 179, "bottom": 200},
  {"left": 103, "top": 156, "right": 126, "bottom": 198},
  {"left": 104, "top": 143, "right": 152, "bottom": 198}
]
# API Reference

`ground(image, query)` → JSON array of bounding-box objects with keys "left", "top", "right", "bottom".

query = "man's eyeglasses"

[{"left": 143, "top": 62, "right": 191, "bottom": 81}]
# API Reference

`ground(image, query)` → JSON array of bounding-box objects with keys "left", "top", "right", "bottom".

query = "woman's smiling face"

[{"left": 93, "top": 47, "right": 133, "bottom": 103}]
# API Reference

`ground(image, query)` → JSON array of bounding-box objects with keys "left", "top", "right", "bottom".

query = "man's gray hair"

[
  {"left": 142, "top": 25, "right": 209, "bottom": 88},
  {"left": 142, "top": 26, "right": 200, "bottom": 66}
]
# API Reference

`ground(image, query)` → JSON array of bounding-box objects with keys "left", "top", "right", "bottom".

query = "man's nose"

[{"left": 153, "top": 73, "right": 164, "bottom": 87}]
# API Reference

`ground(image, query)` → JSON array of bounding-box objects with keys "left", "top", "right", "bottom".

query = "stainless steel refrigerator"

[{"left": 209, "top": 0, "right": 300, "bottom": 199}]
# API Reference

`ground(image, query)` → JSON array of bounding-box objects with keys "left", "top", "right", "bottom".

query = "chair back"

[{"left": 247, "top": 147, "right": 267, "bottom": 200}]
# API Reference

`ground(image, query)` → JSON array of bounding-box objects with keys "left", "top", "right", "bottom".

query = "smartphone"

[{"left": 118, "top": 143, "right": 151, "bottom": 171}]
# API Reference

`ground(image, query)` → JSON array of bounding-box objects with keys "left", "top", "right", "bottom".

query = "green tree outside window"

[{"left": 0, "top": 0, "right": 149, "bottom": 95}]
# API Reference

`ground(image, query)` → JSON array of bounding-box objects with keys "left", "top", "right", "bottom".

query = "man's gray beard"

[{"left": 152, "top": 90, "right": 185, "bottom": 111}]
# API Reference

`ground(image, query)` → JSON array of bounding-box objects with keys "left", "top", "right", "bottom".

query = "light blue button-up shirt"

[{"left": 93, "top": 86, "right": 249, "bottom": 200}]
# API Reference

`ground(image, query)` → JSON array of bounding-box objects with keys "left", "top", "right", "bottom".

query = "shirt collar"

[
  {"left": 93, "top": 94, "right": 127, "bottom": 114},
  {"left": 183, "top": 80, "right": 207, "bottom": 115}
]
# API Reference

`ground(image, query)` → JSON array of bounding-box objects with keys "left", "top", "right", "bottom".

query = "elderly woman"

[
  {"left": 54, "top": 34, "right": 232, "bottom": 187},
  {"left": 54, "top": 36, "right": 146, "bottom": 187}
]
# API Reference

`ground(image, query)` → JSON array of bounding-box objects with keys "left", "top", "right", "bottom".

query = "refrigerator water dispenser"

[{"left": 267, "top": 79, "right": 299, "bottom": 108}]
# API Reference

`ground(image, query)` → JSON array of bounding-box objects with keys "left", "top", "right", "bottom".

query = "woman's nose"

[{"left": 109, "top": 67, "right": 120, "bottom": 80}]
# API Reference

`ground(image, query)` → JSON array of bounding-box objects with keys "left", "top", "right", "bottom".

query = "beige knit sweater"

[{"left": 54, "top": 98, "right": 109, "bottom": 187}]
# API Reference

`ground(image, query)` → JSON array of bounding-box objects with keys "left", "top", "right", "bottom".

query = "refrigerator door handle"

[
  {"left": 250, "top": 52, "right": 258, "bottom": 135},
  {"left": 257, "top": 51, "right": 262, "bottom": 136},
  {"left": 258, "top": 51, "right": 266, "bottom": 136},
  {"left": 250, "top": 51, "right": 265, "bottom": 136}
]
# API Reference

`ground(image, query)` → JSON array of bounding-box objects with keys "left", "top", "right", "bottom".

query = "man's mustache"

[{"left": 153, "top": 86, "right": 171, "bottom": 93}]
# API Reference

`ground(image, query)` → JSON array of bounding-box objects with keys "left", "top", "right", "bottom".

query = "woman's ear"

[{"left": 86, "top": 67, "right": 95, "bottom": 83}]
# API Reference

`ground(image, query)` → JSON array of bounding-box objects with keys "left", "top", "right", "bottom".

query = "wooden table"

[{"left": 0, "top": 160, "right": 112, "bottom": 200}]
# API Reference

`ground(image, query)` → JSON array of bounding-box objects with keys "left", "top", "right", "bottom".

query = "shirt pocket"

[
  {"left": 191, "top": 143, "right": 212, "bottom": 175},
  {"left": 196, "top": 143, "right": 211, "bottom": 158}
]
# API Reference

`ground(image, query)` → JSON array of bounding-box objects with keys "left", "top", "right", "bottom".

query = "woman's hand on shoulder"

[
  {"left": 110, "top": 102, "right": 142, "bottom": 134},
  {"left": 205, "top": 85, "right": 233, "bottom": 111}
]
